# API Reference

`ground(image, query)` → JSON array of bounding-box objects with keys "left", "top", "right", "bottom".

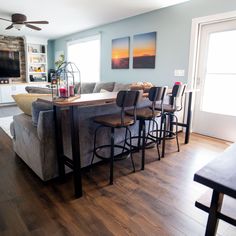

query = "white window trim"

[
  {"left": 67, "top": 34, "right": 101, "bottom": 47},
  {"left": 188, "top": 10, "right": 236, "bottom": 90},
  {"left": 67, "top": 34, "right": 101, "bottom": 82},
  {"left": 187, "top": 10, "right": 236, "bottom": 132}
]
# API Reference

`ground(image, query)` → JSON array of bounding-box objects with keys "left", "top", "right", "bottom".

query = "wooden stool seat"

[
  {"left": 126, "top": 107, "right": 161, "bottom": 120},
  {"left": 94, "top": 114, "right": 135, "bottom": 127},
  {"left": 154, "top": 103, "right": 178, "bottom": 113}
]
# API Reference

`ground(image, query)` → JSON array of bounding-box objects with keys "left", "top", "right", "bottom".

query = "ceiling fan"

[{"left": 0, "top": 13, "right": 49, "bottom": 31}]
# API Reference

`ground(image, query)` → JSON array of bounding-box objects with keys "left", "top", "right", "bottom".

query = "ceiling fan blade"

[
  {"left": 25, "top": 24, "right": 41, "bottom": 31},
  {"left": 5, "top": 24, "right": 13, "bottom": 30},
  {"left": 0, "top": 17, "right": 12, "bottom": 22},
  {"left": 25, "top": 21, "right": 49, "bottom": 24}
]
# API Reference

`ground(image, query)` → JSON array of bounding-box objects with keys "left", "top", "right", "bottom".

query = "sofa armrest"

[{"left": 37, "top": 110, "right": 55, "bottom": 141}]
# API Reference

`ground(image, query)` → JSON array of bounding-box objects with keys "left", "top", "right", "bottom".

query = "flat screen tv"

[{"left": 0, "top": 50, "right": 20, "bottom": 78}]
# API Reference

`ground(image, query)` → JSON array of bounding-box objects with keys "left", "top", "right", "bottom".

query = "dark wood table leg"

[
  {"left": 162, "top": 114, "right": 166, "bottom": 158},
  {"left": 138, "top": 119, "right": 142, "bottom": 152},
  {"left": 141, "top": 119, "right": 145, "bottom": 170},
  {"left": 169, "top": 114, "right": 173, "bottom": 138},
  {"left": 70, "top": 106, "right": 83, "bottom": 198},
  {"left": 185, "top": 91, "right": 192, "bottom": 144},
  {"left": 53, "top": 105, "right": 65, "bottom": 180},
  {"left": 110, "top": 127, "right": 115, "bottom": 184},
  {"left": 205, "top": 190, "right": 224, "bottom": 236}
]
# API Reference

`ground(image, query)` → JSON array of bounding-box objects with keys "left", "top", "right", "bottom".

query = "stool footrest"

[
  {"left": 148, "top": 129, "right": 177, "bottom": 140},
  {"left": 125, "top": 135, "right": 157, "bottom": 150},
  {"left": 94, "top": 144, "right": 131, "bottom": 161}
]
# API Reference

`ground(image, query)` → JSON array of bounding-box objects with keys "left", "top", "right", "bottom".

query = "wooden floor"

[
  {"left": 0, "top": 129, "right": 235, "bottom": 236},
  {"left": 0, "top": 105, "right": 22, "bottom": 118}
]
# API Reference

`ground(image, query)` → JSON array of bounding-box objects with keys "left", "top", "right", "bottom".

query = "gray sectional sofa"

[{"left": 11, "top": 82, "right": 148, "bottom": 181}]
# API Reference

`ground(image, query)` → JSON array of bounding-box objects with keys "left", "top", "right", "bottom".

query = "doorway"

[{"left": 192, "top": 18, "right": 236, "bottom": 142}]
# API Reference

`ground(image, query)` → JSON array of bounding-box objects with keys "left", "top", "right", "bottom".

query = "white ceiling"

[{"left": 0, "top": 0, "right": 189, "bottom": 40}]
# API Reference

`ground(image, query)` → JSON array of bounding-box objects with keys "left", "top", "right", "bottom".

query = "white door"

[{"left": 193, "top": 19, "right": 236, "bottom": 142}]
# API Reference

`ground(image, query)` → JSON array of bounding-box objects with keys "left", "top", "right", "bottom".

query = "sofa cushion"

[
  {"left": 32, "top": 100, "right": 53, "bottom": 126},
  {"left": 25, "top": 86, "right": 52, "bottom": 94},
  {"left": 93, "top": 82, "right": 115, "bottom": 93},
  {"left": 113, "top": 83, "right": 131, "bottom": 92},
  {"left": 12, "top": 94, "right": 51, "bottom": 116},
  {"left": 81, "top": 82, "right": 96, "bottom": 94},
  {"left": 100, "top": 89, "right": 110, "bottom": 93}
]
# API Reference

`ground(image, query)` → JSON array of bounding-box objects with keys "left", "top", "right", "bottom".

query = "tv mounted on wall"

[{"left": 0, "top": 50, "right": 20, "bottom": 78}]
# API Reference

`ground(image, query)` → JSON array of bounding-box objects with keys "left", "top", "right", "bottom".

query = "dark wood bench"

[{"left": 194, "top": 144, "right": 236, "bottom": 235}]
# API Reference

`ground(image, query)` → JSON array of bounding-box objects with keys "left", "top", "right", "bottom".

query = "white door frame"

[{"left": 187, "top": 10, "right": 236, "bottom": 131}]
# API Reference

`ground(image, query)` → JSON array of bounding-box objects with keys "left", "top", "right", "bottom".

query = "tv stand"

[
  {"left": 0, "top": 78, "right": 9, "bottom": 84},
  {"left": 0, "top": 82, "right": 49, "bottom": 104}
]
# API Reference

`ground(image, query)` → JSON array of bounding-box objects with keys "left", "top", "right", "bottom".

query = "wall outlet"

[{"left": 174, "top": 69, "right": 185, "bottom": 77}]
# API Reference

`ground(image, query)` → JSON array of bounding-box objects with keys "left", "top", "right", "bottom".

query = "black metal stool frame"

[
  {"left": 126, "top": 86, "right": 167, "bottom": 169},
  {"left": 149, "top": 84, "right": 187, "bottom": 157},
  {"left": 90, "top": 90, "right": 140, "bottom": 185}
]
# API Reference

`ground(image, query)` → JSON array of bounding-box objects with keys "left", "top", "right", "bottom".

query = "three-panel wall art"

[{"left": 111, "top": 32, "right": 157, "bottom": 69}]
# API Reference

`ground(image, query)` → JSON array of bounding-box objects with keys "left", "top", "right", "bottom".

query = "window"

[
  {"left": 67, "top": 34, "right": 101, "bottom": 83},
  {"left": 202, "top": 30, "right": 236, "bottom": 116}
]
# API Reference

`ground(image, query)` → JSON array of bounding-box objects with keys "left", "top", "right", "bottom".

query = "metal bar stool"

[
  {"left": 153, "top": 84, "right": 187, "bottom": 157},
  {"left": 126, "top": 86, "right": 167, "bottom": 170},
  {"left": 90, "top": 90, "right": 140, "bottom": 184}
]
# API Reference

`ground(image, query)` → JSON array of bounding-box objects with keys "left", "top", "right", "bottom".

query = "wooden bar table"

[
  {"left": 39, "top": 89, "right": 193, "bottom": 198},
  {"left": 178, "top": 90, "right": 193, "bottom": 144},
  {"left": 194, "top": 144, "right": 236, "bottom": 235},
  {"left": 40, "top": 92, "right": 118, "bottom": 198}
]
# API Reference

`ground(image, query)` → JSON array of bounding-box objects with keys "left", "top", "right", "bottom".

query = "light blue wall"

[
  {"left": 50, "top": 0, "right": 236, "bottom": 86},
  {"left": 47, "top": 40, "right": 55, "bottom": 70}
]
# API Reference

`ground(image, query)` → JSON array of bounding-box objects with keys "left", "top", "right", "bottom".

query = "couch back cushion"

[
  {"left": 81, "top": 82, "right": 96, "bottom": 94},
  {"left": 25, "top": 86, "right": 52, "bottom": 94},
  {"left": 32, "top": 100, "right": 53, "bottom": 126},
  {"left": 12, "top": 94, "right": 51, "bottom": 116},
  {"left": 113, "top": 83, "right": 131, "bottom": 92},
  {"left": 93, "top": 82, "right": 115, "bottom": 93}
]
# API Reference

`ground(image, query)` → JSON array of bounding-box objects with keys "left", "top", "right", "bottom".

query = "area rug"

[{"left": 0, "top": 116, "right": 13, "bottom": 138}]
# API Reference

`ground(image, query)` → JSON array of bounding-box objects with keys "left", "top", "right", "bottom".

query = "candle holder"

[{"left": 52, "top": 61, "right": 81, "bottom": 100}]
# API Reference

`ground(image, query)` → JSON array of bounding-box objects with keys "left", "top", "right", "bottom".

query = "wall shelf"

[
  {"left": 26, "top": 43, "right": 48, "bottom": 82},
  {"left": 29, "top": 72, "right": 47, "bottom": 74}
]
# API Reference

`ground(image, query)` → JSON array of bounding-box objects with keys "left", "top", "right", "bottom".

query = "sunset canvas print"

[
  {"left": 133, "top": 32, "right": 156, "bottom": 68},
  {"left": 112, "top": 37, "right": 130, "bottom": 69}
]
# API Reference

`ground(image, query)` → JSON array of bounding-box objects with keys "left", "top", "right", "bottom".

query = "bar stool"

[
  {"left": 153, "top": 84, "right": 187, "bottom": 156},
  {"left": 90, "top": 90, "right": 140, "bottom": 184},
  {"left": 126, "top": 86, "right": 167, "bottom": 170}
]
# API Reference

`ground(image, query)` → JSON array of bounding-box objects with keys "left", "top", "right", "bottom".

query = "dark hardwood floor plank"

[{"left": 0, "top": 127, "right": 234, "bottom": 235}]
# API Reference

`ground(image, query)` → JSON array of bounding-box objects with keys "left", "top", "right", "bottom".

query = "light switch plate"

[{"left": 174, "top": 70, "right": 185, "bottom": 77}]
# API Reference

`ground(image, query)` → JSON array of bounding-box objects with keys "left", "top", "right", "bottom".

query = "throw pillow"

[
  {"left": 25, "top": 86, "right": 52, "bottom": 94},
  {"left": 32, "top": 100, "right": 53, "bottom": 126},
  {"left": 113, "top": 83, "right": 131, "bottom": 92},
  {"left": 93, "top": 82, "right": 115, "bottom": 93},
  {"left": 81, "top": 82, "right": 96, "bottom": 94},
  {"left": 100, "top": 89, "right": 110, "bottom": 93},
  {"left": 12, "top": 94, "right": 51, "bottom": 116}
]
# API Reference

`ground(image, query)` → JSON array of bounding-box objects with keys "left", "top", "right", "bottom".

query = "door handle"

[{"left": 196, "top": 77, "right": 201, "bottom": 88}]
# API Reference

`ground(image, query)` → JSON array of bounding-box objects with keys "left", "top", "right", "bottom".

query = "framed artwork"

[
  {"left": 111, "top": 37, "right": 130, "bottom": 69},
  {"left": 133, "top": 32, "right": 156, "bottom": 69}
]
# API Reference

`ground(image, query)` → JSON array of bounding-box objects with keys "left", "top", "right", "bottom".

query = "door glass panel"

[{"left": 201, "top": 30, "right": 236, "bottom": 116}]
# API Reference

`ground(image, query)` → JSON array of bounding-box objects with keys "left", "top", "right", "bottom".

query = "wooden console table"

[
  {"left": 39, "top": 90, "right": 193, "bottom": 198},
  {"left": 40, "top": 92, "right": 118, "bottom": 197},
  {"left": 194, "top": 144, "right": 236, "bottom": 235}
]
